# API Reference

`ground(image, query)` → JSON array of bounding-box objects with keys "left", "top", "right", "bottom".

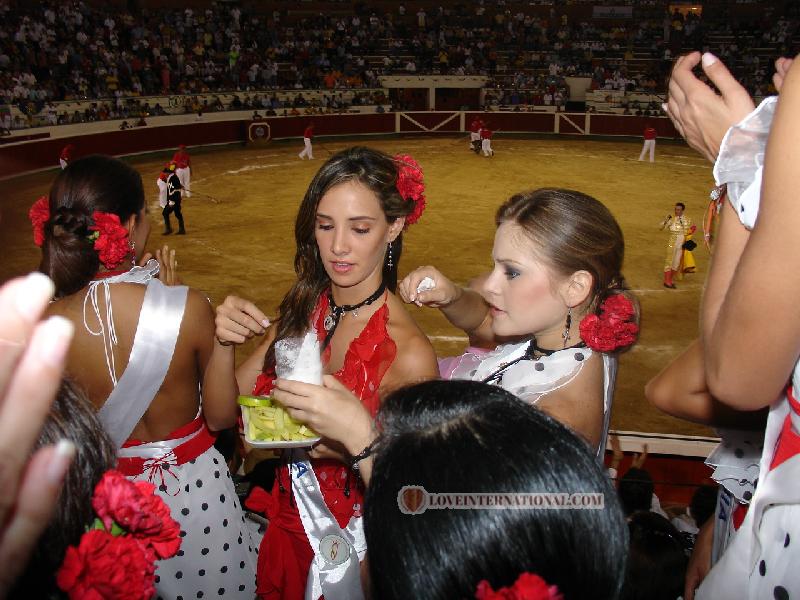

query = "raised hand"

[
  {"left": 397, "top": 265, "right": 461, "bottom": 307},
  {"left": 774, "top": 57, "right": 795, "bottom": 93},
  {"left": 272, "top": 375, "right": 375, "bottom": 457},
  {"left": 215, "top": 296, "right": 270, "bottom": 346},
  {"left": 664, "top": 52, "right": 755, "bottom": 162},
  {"left": 155, "top": 245, "right": 180, "bottom": 286},
  {"left": 0, "top": 274, "right": 76, "bottom": 595}
]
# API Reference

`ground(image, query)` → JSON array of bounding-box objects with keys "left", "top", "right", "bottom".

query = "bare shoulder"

[{"left": 384, "top": 294, "right": 439, "bottom": 381}]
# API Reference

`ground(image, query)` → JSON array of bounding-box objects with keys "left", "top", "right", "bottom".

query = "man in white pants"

[
  {"left": 171, "top": 144, "right": 192, "bottom": 196},
  {"left": 480, "top": 126, "right": 494, "bottom": 157},
  {"left": 639, "top": 125, "right": 657, "bottom": 162},
  {"left": 299, "top": 122, "right": 314, "bottom": 159}
]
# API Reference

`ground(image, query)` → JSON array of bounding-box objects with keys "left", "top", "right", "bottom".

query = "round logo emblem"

[
  {"left": 254, "top": 126, "right": 266, "bottom": 138},
  {"left": 397, "top": 485, "right": 428, "bottom": 514},
  {"left": 319, "top": 534, "right": 351, "bottom": 566}
]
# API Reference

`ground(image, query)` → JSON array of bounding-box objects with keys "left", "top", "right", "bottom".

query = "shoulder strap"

[{"left": 97, "top": 279, "right": 189, "bottom": 447}]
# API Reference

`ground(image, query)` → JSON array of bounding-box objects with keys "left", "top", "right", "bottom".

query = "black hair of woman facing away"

[{"left": 363, "top": 379, "right": 628, "bottom": 600}]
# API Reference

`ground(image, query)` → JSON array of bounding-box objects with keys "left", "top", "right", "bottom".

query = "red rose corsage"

[
  {"left": 578, "top": 293, "right": 639, "bottom": 353},
  {"left": 394, "top": 153, "right": 426, "bottom": 227},
  {"left": 56, "top": 470, "right": 181, "bottom": 600},
  {"left": 475, "top": 572, "right": 564, "bottom": 600},
  {"left": 88, "top": 211, "right": 131, "bottom": 270},
  {"left": 29, "top": 195, "right": 50, "bottom": 247}
]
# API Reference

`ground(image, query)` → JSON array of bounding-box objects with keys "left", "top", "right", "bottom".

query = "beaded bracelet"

[{"left": 350, "top": 443, "right": 374, "bottom": 474}]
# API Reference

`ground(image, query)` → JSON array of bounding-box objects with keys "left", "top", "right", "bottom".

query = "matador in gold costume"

[{"left": 660, "top": 202, "right": 694, "bottom": 289}]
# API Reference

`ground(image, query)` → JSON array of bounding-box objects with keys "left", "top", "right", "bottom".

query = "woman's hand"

[
  {"left": 0, "top": 274, "right": 76, "bottom": 594},
  {"left": 272, "top": 375, "right": 375, "bottom": 456},
  {"left": 684, "top": 516, "right": 714, "bottom": 600},
  {"left": 215, "top": 296, "right": 270, "bottom": 346},
  {"left": 664, "top": 52, "right": 755, "bottom": 162},
  {"left": 155, "top": 245, "right": 180, "bottom": 286},
  {"left": 774, "top": 57, "right": 795, "bottom": 93},
  {"left": 397, "top": 266, "right": 461, "bottom": 308}
]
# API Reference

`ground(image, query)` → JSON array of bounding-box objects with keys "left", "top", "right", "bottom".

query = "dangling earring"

[
  {"left": 129, "top": 239, "right": 136, "bottom": 267},
  {"left": 386, "top": 241, "right": 393, "bottom": 269},
  {"left": 562, "top": 307, "right": 572, "bottom": 348}
]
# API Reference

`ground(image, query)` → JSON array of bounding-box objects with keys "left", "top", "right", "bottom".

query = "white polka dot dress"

[
  {"left": 126, "top": 446, "right": 258, "bottom": 599},
  {"left": 444, "top": 340, "right": 617, "bottom": 458}
]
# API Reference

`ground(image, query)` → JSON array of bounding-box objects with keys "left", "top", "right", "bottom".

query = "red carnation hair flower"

[
  {"left": 29, "top": 195, "right": 50, "bottom": 247},
  {"left": 394, "top": 153, "right": 426, "bottom": 227},
  {"left": 88, "top": 211, "right": 130, "bottom": 269},
  {"left": 475, "top": 572, "right": 564, "bottom": 600},
  {"left": 579, "top": 293, "right": 639, "bottom": 353}
]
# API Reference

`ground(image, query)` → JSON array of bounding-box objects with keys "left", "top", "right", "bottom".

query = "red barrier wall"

[{"left": 0, "top": 112, "right": 680, "bottom": 180}]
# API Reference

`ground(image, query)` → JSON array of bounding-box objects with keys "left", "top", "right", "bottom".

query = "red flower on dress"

[
  {"left": 91, "top": 470, "right": 181, "bottom": 559},
  {"left": 56, "top": 530, "right": 156, "bottom": 600},
  {"left": 29, "top": 196, "right": 50, "bottom": 247},
  {"left": 579, "top": 294, "right": 639, "bottom": 353},
  {"left": 394, "top": 153, "right": 426, "bottom": 227},
  {"left": 475, "top": 573, "right": 564, "bottom": 600},
  {"left": 88, "top": 211, "right": 130, "bottom": 269}
]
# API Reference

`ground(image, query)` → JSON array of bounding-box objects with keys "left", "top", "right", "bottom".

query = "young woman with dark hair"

[
  {"left": 212, "top": 146, "right": 439, "bottom": 599},
  {"left": 363, "top": 379, "right": 628, "bottom": 600},
  {"left": 398, "top": 187, "right": 639, "bottom": 456},
  {"left": 35, "top": 155, "right": 257, "bottom": 598}
]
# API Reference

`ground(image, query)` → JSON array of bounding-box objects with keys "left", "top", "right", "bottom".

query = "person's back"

[{"left": 48, "top": 282, "right": 214, "bottom": 441}]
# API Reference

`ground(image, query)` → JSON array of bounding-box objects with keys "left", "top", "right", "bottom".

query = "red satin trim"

[
  {"left": 117, "top": 416, "right": 216, "bottom": 477},
  {"left": 770, "top": 386, "right": 800, "bottom": 471}
]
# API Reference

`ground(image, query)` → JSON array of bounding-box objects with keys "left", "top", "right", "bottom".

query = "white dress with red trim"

[
  {"left": 697, "top": 96, "right": 800, "bottom": 599},
  {"left": 88, "top": 261, "right": 258, "bottom": 599}
]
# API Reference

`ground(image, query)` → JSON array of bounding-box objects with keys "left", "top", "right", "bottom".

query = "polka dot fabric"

[{"left": 126, "top": 446, "right": 258, "bottom": 598}]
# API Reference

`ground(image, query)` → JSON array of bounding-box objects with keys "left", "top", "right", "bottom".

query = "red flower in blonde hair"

[
  {"left": 29, "top": 196, "right": 50, "bottom": 247},
  {"left": 579, "top": 294, "right": 639, "bottom": 353},
  {"left": 88, "top": 211, "right": 130, "bottom": 269},
  {"left": 475, "top": 573, "right": 563, "bottom": 600},
  {"left": 394, "top": 154, "right": 426, "bottom": 227}
]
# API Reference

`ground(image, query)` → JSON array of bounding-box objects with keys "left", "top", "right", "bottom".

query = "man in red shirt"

[
  {"left": 469, "top": 117, "right": 484, "bottom": 152},
  {"left": 480, "top": 126, "right": 494, "bottom": 157},
  {"left": 59, "top": 144, "right": 76, "bottom": 169},
  {"left": 299, "top": 122, "right": 314, "bottom": 159},
  {"left": 639, "top": 125, "right": 657, "bottom": 162},
  {"left": 171, "top": 144, "right": 192, "bottom": 197}
]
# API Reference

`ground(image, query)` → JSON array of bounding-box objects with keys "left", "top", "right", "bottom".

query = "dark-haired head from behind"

[
  {"left": 10, "top": 378, "right": 116, "bottom": 599},
  {"left": 364, "top": 379, "right": 628, "bottom": 600},
  {"left": 39, "top": 155, "right": 145, "bottom": 298},
  {"left": 618, "top": 468, "right": 654, "bottom": 516},
  {"left": 621, "top": 511, "right": 688, "bottom": 600}
]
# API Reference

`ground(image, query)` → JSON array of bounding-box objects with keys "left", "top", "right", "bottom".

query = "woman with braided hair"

[
  {"left": 212, "top": 146, "right": 438, "bottom": 599},
  {"left": 398, "top": 188, "right": 639, "bottom": 457},
  {"left": 33, "top": 155, "right": 257, "bottom": 599}
]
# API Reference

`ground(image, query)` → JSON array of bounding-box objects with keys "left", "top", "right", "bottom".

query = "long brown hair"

[
  {"left": 263, "top": 146, "right": 417, "bottom": 373},
  {"left": 39, "top": 155, "right": 144, "bottom": 298},
  {"left": 495, "top": 188, "right": 639, "bottom": 327}
]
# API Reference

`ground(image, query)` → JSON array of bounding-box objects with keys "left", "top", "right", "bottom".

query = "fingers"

[
  {"left": 215, "top": 296, "right": 270, "bottom": 344},
  {"left": 156, "top": 245, "right": 178, "bottom": 285},
  {"left": 398, "top": 266, "right": 439, "bottom": 304},
  {"left": 137, "top": 251, "right": 153, "bottom": 266},
  {"left": 0, "top": 441, "right": 74, "bottom": 591},
  {"left": 698, "top": 52, "right": 747, "bottom": 105},
  {"left": 0, "top": 274, "right": 55, "bottom": 394}
]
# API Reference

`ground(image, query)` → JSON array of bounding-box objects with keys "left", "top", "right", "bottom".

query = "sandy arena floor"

[{"left": 1, "top": 134, "right": 714, "bottom": 436}]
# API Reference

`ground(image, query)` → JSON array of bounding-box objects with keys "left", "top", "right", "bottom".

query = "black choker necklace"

[
  {"left": 481, "top": 337, "right": 586, "bottom": 384},
  {"left": 322, "top": 282, "right": 387, "bottom": 350}
]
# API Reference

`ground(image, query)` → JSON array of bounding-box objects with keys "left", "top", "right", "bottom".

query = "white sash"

[
  {"left": 95, "top": 266, "right": 188, "bottom": 448},
  {"left": 289, "top": 453, "right": 366, "bottom": 600}
]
